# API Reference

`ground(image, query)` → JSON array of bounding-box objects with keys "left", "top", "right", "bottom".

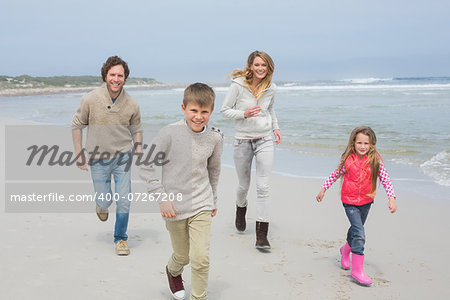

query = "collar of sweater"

[
  {"left": 100, "top": 83, "right": 127, "bottom": 104},
  {"left": 231, "top": 76, "right": 275, "bottom": 96},
  {"left": 183, "top": 119, "right": 208, "bottom": 134}
]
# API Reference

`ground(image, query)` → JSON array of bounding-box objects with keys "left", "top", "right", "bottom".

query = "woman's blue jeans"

[
  {"left": 343, "top": 202, "right": 372, "bottom": 255},
  {"left": 90, "top": 152, "right": 132, "bottom": 243}
]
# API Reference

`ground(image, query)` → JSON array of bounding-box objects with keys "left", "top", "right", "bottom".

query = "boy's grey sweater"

[
  {"left": 140, "top": 120, "right": 223, "bottom": 221},
  {"left": 220, "top": 76, "right": 279, "bottom": 138}
]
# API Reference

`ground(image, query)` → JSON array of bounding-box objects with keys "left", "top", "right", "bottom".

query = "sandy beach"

[{"left": 1, "top": 117, "right": 449, "bottom": 300}]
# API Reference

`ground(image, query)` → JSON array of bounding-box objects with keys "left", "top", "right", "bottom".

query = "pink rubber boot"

[
  {"left": 350, "top": 253, "right": 372, "bottom": 286},
  {"left": 340, "top": 242, "right": 351, "bottom": 270}
]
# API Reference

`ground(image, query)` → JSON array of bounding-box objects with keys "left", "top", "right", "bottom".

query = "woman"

[{"left": 221, "top": 51, "right": 281, "bottom": 250}]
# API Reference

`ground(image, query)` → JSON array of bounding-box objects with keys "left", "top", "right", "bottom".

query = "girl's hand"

[
  {"left": 244, "top": 106, "right": 261, "bottom": 118},
  {"left": 273, "top": 129, "right": 282, "bottom": 144},
  {"left": 316, "top": 188, "right": 326, "bottom": 202},
  {"left": 388, "top": 197, "right": 397, "bottom": 213},
  {"left": 211, "top": 209, "right": 217, "bottom": 217},
  {"left": 160, "top": 201, "right": 177, "bottom": 218}
]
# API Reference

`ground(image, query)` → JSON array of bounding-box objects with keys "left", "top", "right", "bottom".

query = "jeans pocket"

[
  {"left": 89, "top": 159, "right": 99, "bottom": 166},
  {"left": 234, "top": 139, "right": 243, "bottom": 147},
  {"left": 263, "top": 135, "right": 273, "bottom": 142}
]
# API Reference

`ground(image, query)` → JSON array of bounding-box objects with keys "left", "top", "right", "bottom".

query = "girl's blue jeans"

[
  {"left": 343, "top": 202, "right": 372, "bottom": 255},
  {"left": 90, "top": 152, "right": 132, "bottom": 243}
]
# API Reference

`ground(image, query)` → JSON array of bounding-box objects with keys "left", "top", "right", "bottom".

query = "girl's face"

[
  {"left": 354, "top": 133, "right": 371, "bottom": 157},
  {"left": 250, "top": 56, "right": 268, "bottom": 82}
]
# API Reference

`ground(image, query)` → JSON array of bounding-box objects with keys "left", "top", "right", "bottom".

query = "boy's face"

[{"left": 182, "top": 102, "right": 213, "bottom": 132}]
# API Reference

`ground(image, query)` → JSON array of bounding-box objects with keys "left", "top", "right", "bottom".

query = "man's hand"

[{"left": 76, "top": 153, "right": 88, "bottom": 171}]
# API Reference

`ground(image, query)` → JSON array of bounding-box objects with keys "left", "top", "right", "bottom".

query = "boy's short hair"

[{"left": 183, "top": 83, "right": 215, "bottom": 109}]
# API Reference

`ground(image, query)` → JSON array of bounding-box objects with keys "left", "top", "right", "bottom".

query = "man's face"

[
  {"left": 182, "top": 102, "right": 213, "bottom": 132},
  {"left": 106, "top": 64, "right": 125, "bottom": 98}
]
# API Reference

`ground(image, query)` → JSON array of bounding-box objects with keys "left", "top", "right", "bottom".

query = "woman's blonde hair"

[
  {"left": 229, "top": 51, "right": 275, "bottom": 100},
  {"left": 339, "top": 126, "right": 380, "bottom": 194}
]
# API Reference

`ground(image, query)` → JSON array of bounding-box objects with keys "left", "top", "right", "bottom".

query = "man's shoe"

[
  {"left": 166, "top": 266, "right": 185, "bottom": 300},
  {"left": 96, "top": 205, "right": 108, "bottom": 222},
  {"left": 115, "top": 240, "right": 130, "bottom": 256},
  {"left": 235, "top": 205, "right": 247, "bottom": 232}
]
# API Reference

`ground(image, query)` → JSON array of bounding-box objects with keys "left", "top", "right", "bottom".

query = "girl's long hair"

[
  {"left": 338, "top": 126, "right": 380, "bottom": 195},
  {"left": 229, "top": 51, "right": 274, "bottom": 100}
]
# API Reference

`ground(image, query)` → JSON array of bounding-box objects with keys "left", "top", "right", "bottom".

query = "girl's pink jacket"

[{"left": 323, "top": 153, "right": 395, "bottom": 206}]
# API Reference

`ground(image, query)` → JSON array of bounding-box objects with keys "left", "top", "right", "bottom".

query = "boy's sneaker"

[
  {"left": 96, "top": 205, "right": 108, "bottom": 222},
  {"left": 115, "top": 240, "right": 130, "bottom": 256},
  {"left": 166, "top": 266, "right": 185, "bottom": 300}
]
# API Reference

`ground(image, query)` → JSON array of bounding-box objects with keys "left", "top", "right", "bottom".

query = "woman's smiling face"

[{"left": 250, "top": 56, "right": 268, "bottom": 82}]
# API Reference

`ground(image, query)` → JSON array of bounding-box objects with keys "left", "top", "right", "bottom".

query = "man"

[{"left": 72, "top": 56, "right": 143, "bottom": 256}]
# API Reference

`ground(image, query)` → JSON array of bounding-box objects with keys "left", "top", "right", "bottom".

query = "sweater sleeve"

[
  {"left": 139, "top": 131, "right": 168, "bottom": 201},
  {"left": 207, "top": 135, "right": 224, "bottom": 207},
  {"left": 128, "top": 105, "right": 143, "bottom": 135},
  {"left": 71, "top": 97, "right": 89, "bottom": 129},
  {"left": 220, "top": 83, "right": 246, "bottom": 120},
  {"left": 378, "top": 160, "right": 396, "bottom": 198},
  {"left": 323, "top": 166, "right": 345, "bottom": 190},
  {"left": 267, "top": 94, "right": 280, "bottom": 130}
]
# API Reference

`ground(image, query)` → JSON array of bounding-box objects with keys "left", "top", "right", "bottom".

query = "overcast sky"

[{"left": 1, "top": 0, "right": 449, "bottom": 83}]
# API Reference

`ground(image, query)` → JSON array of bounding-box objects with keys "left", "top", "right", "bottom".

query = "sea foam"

[{"left": 420, "top": 151, "right": 450, "bottom": 187}]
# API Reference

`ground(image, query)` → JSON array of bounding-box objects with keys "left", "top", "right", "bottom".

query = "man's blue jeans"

[
  {"left": 90, "top": 152, "right": 131, "bottom": 243},
  {"left": 343, "top": 202, "right": 372, "bottom": 255}
]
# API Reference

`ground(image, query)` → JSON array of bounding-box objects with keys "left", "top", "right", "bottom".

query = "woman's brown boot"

[
  {"left": 255, "top": 221, "right": 271, "bottom": 249},
  {"left": 235, "top": 205, "right": 247, "bottom": 232}
]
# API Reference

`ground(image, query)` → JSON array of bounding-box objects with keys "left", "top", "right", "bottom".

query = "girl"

[
  {"left": 221, "top": 51, "right": 282, "bottom": 250},
  {"left": 316, "top": 126, "right": 397, "bottom": 286}
]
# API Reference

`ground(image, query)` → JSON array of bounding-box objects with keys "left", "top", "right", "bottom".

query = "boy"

[{"left": 140, "top": 83, "right": 223, "bottom": 300}]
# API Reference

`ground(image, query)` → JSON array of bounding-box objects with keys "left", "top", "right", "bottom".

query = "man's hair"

[
  {"left": 101, "top": 56, "right": 130, "bottom": 82},
  {"left": 183, "top": 83, "right": 215, "bottom": 109}
]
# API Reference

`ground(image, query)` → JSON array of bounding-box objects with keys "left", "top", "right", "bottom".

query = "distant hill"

[{"left": 0, "top": 75, "right": 160, "bottom": 89}]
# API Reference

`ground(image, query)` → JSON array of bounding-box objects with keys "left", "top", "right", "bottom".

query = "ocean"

[{"left": 1, "top": 77, "right": 449, "bottom": 201}]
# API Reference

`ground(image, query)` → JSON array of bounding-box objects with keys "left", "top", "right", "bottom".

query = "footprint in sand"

[
  {"left": 306, "top": 239, "right": 341, "bottom": 250},
  {"left": 373, "top": 277, "right": 390, "bottom": 287},
  {"left": 263, "top": 266, "right": 274, "bottom": 273}
]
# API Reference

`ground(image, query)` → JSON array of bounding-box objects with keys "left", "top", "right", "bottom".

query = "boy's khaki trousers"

[{"left": 166, "top": 210, "right": 212, "bottom": 300}]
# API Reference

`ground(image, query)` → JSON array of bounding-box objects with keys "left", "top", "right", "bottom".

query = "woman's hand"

[
  {"left": 244, "top": 106, "right": 261, "bottom": 118},
  {"left": 273, "top": 129, "right": 282, "bottom": 144}
]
